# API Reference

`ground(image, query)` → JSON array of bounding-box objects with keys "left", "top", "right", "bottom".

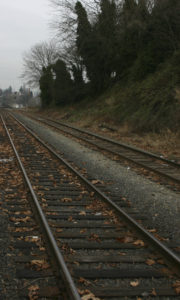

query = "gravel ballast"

[{"left": 15, "top": 113, "right": 180, "bottom": 243}]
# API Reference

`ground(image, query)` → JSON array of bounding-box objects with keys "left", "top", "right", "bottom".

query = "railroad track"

[
  {"left": 0, "top": 117, "right": 62, "bottom": 299},
  {"left": 24, "top": 114, "right": 180, "bottom": 187},
  {"left": 2, "top": 112, "right": 180, "bottom": 299}
]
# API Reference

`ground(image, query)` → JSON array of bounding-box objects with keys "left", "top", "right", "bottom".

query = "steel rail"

[
  {"left": 9, "top": 112, "right": 180, "bottom": 275},
  {"left": 1, "top": 114, "right": 81, "bottom": 300},
  {"left": 28, "top": 115, "right": 180, "bottom": 184}
]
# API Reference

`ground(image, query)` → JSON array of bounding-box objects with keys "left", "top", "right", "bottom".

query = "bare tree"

[
  {"left": 49, "top": 0, "right": 100, "bottom": 45},
  {"left": 21, "top": 40, "right": 59, "bottom": 88}
]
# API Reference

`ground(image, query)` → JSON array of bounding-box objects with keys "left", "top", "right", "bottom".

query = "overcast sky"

[{"left": 0, "top": 0, "right": 51, "bottom": 91}]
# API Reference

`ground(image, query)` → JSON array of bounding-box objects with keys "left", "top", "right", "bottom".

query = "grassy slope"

[
  {"left": 36, "top": 55, "right": 180, "bottom": 158},
  {"left": 55, "top": 60, "right": 180, "bottom": 129}
]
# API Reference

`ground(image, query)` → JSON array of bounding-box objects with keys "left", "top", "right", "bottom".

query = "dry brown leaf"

[
  {"left": 56, "top": 228, "right": 63, "bottom": 233},
  {"left": 31, "top": 260, "right": 50, "bottom": 270},
  {"left": 130, "top": 280, "right": 140, "bottom": 287},
  {"left": 40, "top": 247, "right": 45, "bottom": 251},
  {"left": 35, "top": 172, "right": 40, "bottom": 177},
  {"left": 91, "top": 180, "right": 102, "bottom": 185},
  {"left": 10, "top": 216, "right": 31, "bottom": 223},
  {"left": 118, "top": 252, "right": 126, "bottom": 256},
  {"left": 28, "top": 284, "right": 39, "bottom": 300},
  {"left": 79, "top": 211, "right": 86, "bottom": 216},
  {"left": 81, "top": 190, "right": 88, "bottom": 195},
  {"left": 80, "top": 229, "right": 87, "bottom": 234},
  {"left": 81, "top": 291, "right": 100, "bottom": 300},
  {"left": 62, "top": 197, "right": 72, "bottom": 202},
  {"left": 78, "top": 277, "right": 90, "bottom": 286},
  {"left": 88, "top": 233, "right": 100, "bottom": 242},
  {"left": 14, "top": 227, "right": 34, "bottom": 232},
  {"left": 124, "top": 236, "right": 134, "bottom": 243},
  {"left": 133, "top": 239, "right": 145, "bottom": 247},
  {"left": 146, "top": 259, "right": 156, "bottom": 266},
  {"left": 173, "top": 281, "right": 180, "bottom": 295},
  {"left": 148, "top": 228, "right": 157, "bottom": 233},
  {"left": 154, "top": 234, "right": 168, "bottom": 241},
  {"left": 151, "top": 288, "right": 157, "bottom": 296}
]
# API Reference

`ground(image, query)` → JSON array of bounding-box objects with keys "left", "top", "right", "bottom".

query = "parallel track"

[
  {"left": 2, "top": 112, "right": 180, "bottom": 299},
  {"left": 26, "top": 115, "right": 180, "bottom": 185},
  {"left": 0, "top": 116, "right": 63, "bottom": 299}
]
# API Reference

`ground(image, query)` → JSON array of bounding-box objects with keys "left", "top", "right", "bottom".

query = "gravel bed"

[{"left": 15, "top": 113, "right": 180, "bottom": 244}]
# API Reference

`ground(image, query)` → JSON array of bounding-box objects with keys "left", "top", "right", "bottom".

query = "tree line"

[{"left": 22, "top": 0, "right": 180, "bottom": 108}]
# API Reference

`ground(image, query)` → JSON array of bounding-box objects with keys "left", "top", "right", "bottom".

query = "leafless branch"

[{"left": 21, "top": 40, "right": 59, "bottom": 87}]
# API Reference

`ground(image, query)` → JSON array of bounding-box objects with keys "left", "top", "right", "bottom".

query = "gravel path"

[{"left": 15, "top": 113, "right": 180, "bottom": 244}]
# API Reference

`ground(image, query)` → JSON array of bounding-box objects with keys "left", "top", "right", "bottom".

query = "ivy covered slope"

[{"left": 109, "top": 52, "right": 180, "bottom": 132}]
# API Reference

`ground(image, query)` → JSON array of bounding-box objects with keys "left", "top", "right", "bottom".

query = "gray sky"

[{"left": 0, "top": 0, "right": 51, "bottom": 91}]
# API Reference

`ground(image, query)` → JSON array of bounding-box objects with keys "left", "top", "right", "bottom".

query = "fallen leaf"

[
  {"left": 28, "top": 284, "right": 39, "bottom": 300},
  {"left": 80, "top": 229, "right": 87, "bottom": 234},
  {"left": 62, "top": 197, "right": 72, "bottom": 202},
  {"left": 118, "top": 252, "right": 126, "bottom": 256},
  {"left": 130, "top": 280, "right": 140, "bottom": 287},
  {"left": 56, "top": 228, "right": 63, "bottom": 233},
  {"left": 88, "top": 233, "right": 100, "bottom": 242},
  {"left": 40, "top": 247, "right": 45, "bottom": 251},
  {"left": 91, "top": 180, "right": 102, "bottom": 185},
  {"left": 146, "top": 259, "right": 156, "bottom": 266},
  {"left": 154, "top": 234, "right": 168, "bottom": 241},
  {"left": 133, "top": 239, "right": 145, "bottom": 247},
  {"left": 173, "top": 281, "right": 180, "bottom": 295},
  {"left": 124, "top": 236, "right": 134, "bottom": 243},
  {"left": 151, "top": 288, "right": 157, "bottom": 296},
  {"left": 81, "top": 190, "right": 88, "bottom": 195},
  {"left": 31, "top": 260, "right": 50, "bottom": 270},
  {"left": 81, "top": 291, "right": 100, "bottom": 300},
  {"left": 79, "top": 211, "right": 86, "bottom": 216},
  {"left": 78, "top": 277, "right": 90, "bottom": 286},
  {"left": 10, "top": 216, "right": 31, "bottom": 223},
  {"left": 148, "top": 229, "right": 157, "bottom": 233}
]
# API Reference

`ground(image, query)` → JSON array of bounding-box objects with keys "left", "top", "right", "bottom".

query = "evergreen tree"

[
  {"left": 94, "top": 0, "right": 118, "bottom": 89},
  {"left": 75, "top": 1, "right": 92, "bottom": 58},
  {"left": 115, "top": 0, "right": 138, "bottom": 78},
  {"left": 52, "top": 59, "right": 73, "bottom": 105},
  {"left": 72, "top": 64, "right": 87, "bottom": 101},
  {"left": 75, "top": 0, "right": 119, "bottom": 92},
  {"left": 39, "top": 66, "right": 53, "bottom": 107},
  {"left": 75, "top": 1, "right": 94, "bottom": 81}
]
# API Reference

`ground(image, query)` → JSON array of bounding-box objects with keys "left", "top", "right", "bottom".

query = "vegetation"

[{"left": 23, "top": 0, "right": 180, "bottom": 131}]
